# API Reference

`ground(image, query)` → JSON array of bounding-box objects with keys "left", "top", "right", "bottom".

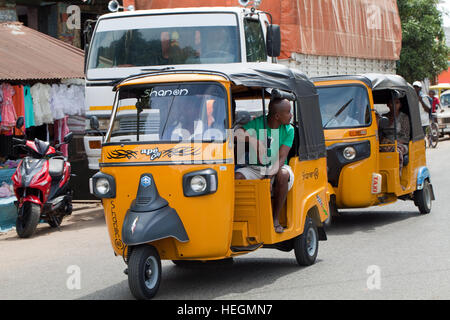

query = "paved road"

[{"left": 1, "top": 139, "right": 450, "bottom": 300}]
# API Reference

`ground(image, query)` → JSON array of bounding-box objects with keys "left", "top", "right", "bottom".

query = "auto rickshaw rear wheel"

[
  {"left": 414, "top": 180, "right": 432, "bottom": 215},
  {"left": 294, "top": 217, "right": 319, "bottom": 266},
  {"left": 127, "top": 245, "right": 161, "bottom": 300}
]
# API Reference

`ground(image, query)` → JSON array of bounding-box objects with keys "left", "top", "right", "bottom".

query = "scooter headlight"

[
  {"left": 96, "top": 178, "right": 110, "bottom": 195},
  {"left": 343, "top": 146, "right": 356, "bottom": 160},
  {"left": 190, "top": 175, "right": 207, "bottom": 193}
]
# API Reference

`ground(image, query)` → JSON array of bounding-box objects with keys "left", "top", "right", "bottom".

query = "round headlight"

[
  {"left": 343, "top": 146, "right": 356, "bottom": 160},
  {"left": 96, "top": 178, "right": 110, "bottom": 195},
  {"left": 190, "top": 175, "right": 207, "bottom": 193}
]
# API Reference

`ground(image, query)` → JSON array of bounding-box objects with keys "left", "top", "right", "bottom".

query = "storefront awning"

[{"left": 0, "top": 22, "right": 84, "bottom": 81}]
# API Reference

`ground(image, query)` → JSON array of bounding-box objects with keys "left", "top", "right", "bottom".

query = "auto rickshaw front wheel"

[
  {"left": 294, "top": 217, "right": 319, "bottom": 266},
  {"left": 127, "top": 245, "right": 162, "bottom": 300},
  {"left": 414, "top": 180, "right": 432, "bottom": 215}
]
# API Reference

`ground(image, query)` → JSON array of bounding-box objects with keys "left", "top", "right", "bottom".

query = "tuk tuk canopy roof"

[
  {"left": 312, "top": 73, "right": 424, "bottom": 142},
  {"left": 118, "top": 63, "right": 326, "bottom": 160}
]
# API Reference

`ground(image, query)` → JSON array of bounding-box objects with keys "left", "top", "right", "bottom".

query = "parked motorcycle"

[{"left": 11, "top": 117, "right": 73, "bottom": 238}]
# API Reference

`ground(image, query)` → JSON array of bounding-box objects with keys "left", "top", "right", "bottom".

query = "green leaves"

[{"left": 396, "top": 0, "right": 449, "bottom": 83}]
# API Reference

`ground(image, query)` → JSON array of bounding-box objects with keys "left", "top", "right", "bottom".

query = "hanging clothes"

[
  {"left": 64, "top": 85, "right": 85, "bottom": 116},
  {"left": 12, "top": 85, "right": 25, "bottom": 135},
  {"left": 23, "top": 85, "right": 35, "bottom": 128},
  {"left": 54, "top": 116, "right": 69, "bottom": 157},
  {"left": 31, "top": 83, "right": 53, "bottom": 126},
  {"left": 0, "top": 83, "right": 17, "bottom": 130},
  {"left": 50, "top": 84, "right": 66, "bottom": 120}
]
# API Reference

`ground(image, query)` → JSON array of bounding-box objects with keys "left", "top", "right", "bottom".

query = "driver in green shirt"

[{"left": 235, "top": 98, "right": 295, "bottom": 233}]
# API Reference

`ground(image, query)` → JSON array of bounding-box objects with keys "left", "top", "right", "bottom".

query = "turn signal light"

[
  {"left": 89, "top": 140, "right": 102, "bottom": 149},
  {"left": 349, "top": 129, "right": 367, "bottom": 137}
]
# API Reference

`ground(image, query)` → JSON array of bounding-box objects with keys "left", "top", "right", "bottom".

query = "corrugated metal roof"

[{"left": 0, "top": 22, "right": 84, "bottom": 81}]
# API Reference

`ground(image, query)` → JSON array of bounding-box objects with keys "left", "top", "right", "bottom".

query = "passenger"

[
  {"left": 379, "top": 98, "right": 410, "bottom": 176},
  {"left": 235, "top": 98, "right": 295, "bottom": 233},
  {"left": 413, "top": 81, "right": 431, "bottom": 135},
  {"left": 162, "top": 96, "right": 204, "bottom": 140}
]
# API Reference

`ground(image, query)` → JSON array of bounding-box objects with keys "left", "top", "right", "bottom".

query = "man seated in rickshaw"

[
  {"left": 379, "top": 97, "right": 410, "bottom": 176},
  {"left": 234, "top": 98, "right": 295, "bottom": 233}
]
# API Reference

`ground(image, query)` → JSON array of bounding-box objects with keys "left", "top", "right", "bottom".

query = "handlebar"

[{"left": 12, "top": 137, "right": 26, "bottom": 144}]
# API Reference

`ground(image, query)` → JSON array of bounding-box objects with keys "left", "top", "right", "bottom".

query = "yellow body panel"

[
  {"left": 98, "top": 74, "right": 329, "bottom": 261},
  {"left": 315, "top": 79, "right": 427, "bottom": 209}
]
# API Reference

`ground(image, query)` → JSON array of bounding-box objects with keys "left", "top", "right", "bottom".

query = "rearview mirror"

[
  {"left": 90, "top": 116, "right": 100, "bottom": 131},
  {"left": 266, "top": 24, "right": 281, "bottom": 57},
  {"left": 378, "top": 116, "right": 390, "bottom": 130},
  {"left": 63, "top": 132, "right": 73, "bottom": 144},
  {"left": 16, "top": 116, "right": 24, "bottom": 129}
]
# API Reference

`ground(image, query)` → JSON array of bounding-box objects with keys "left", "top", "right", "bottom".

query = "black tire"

[
  {"left": 294, "top": 217, "right": 319, "bottom": 266},
  {"left": 128, "top": 245, "right": 161, "bottom": 300},
  {"left": 16, "top": 203, "right": 41, "bottom": 238},
  {"left": 414, "top": 180, "right": 432, "bottom": 214},
  {"left": 430, "top": 123, "right": 439, "bottom": 148},
  {"left": 48, "top": 215, "right": 64, "bottom": 228}
]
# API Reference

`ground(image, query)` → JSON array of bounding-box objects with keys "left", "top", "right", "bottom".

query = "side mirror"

[
  {"left": 378, "top": 116, "right": 390, "bottom": 130},
  {"left": 63, "top": 132, "right": 73, "bottom": 144},
  {"left": 90, "top": 116, "right": 100, "bottom": 131},
  {"left": 234, "top": 111, "right": 251, "bottom": 127},
  {"left": 266, "top": 24, "right": 281, "bottom": 57},
  {"left": 16, "top": 116, "right": 25, "bottom": 130}
]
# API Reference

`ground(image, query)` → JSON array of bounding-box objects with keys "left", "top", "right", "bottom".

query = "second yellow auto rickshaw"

[
  {"left": 90, "top": 64, "right": 329, "bottom": 299},
  {"left": 312, "top": 74, "right": 435, "bottom": 220}
]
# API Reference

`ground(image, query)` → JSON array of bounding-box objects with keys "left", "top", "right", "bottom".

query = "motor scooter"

[{"left": 11, "top": 117, "right": 74, "bottom": 238}]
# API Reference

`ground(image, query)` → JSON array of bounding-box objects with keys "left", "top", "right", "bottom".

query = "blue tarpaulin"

[{"left": 0, "top": 168, "right": 17, "bottom": 232}]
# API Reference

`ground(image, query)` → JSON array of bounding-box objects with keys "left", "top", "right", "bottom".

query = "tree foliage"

[{"left": 396, "top": 0, "right": 449, "bottom": 83}]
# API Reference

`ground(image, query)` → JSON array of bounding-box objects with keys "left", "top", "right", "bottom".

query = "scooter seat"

[{"left": 48, "top": 158, "right": 64, "bottom": 177}]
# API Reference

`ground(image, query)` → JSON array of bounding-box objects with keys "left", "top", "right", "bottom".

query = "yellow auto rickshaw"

[
  {"left": 312, "top": 74, "right": 435, "bottom": 220},
  {"left": 89, "top": 64, "right": 329, "bottom": 299}
]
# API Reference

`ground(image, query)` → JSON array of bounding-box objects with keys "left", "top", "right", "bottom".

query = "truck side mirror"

[
  {"left": 90, "top": 116, "right": 100, "bottom": 131},
  {"left": 266, "top": 24, "right": 281, "bottom": 57}
]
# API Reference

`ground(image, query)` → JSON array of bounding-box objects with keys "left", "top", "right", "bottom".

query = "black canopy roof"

[{"left": 117, "top": 63, "right": 326, "bottom": 161}]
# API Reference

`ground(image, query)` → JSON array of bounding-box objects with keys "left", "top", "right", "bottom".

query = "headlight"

[
  {"left": 183, "top": 169, "right": 218, "bottom": 197},
  {"left": 96, "top": 178, "right": 110, "bottom": 194},
  {"left": 190, "top": 175, "right": 207, "bottom": 193},
  {"left": 343, "top": 146, "right": 356, "bottom": 160},
  {"left": 90, "top": 172, "right": 116, "bottom": 198}
]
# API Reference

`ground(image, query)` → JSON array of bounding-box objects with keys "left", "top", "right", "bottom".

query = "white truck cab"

[{"left": 84, "top": 5, "right": 280, "bottom": 169}]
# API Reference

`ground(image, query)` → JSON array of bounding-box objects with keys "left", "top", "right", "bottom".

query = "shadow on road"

[
  {"left": 79, "top": 256, "right": 314, "bottom": 300},
  {"left": 0, "top": 209, "right": 105, "bottom": 242},
  {"left": 326, "top": 210, "right": 420, "bottom": 236}
]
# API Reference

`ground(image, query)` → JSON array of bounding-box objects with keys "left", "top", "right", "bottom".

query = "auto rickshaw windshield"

[
  {"left": 316, "top": 85, "right": 371, "bottom": 129},
  {"left": 106, "top": 82, "right": 228, "bottom": 143}
]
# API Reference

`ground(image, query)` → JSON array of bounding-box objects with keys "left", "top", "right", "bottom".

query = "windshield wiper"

[
  {"left": 323, "top": 98, "right": 353, "bottom": 128},
  {"left": 140, "top": 67, "right": 175, "bottom": 72}
]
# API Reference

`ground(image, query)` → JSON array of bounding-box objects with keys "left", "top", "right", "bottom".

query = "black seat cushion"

[{"left": 48, "top": 159, "right": 64, "bottom": 177}]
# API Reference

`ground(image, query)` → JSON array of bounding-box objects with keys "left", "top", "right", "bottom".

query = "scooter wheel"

[
  {"left": 16, "top": 203, "right": 41, "bottom": 238},
  {"left": 127, "top": 245, "right": 161, "bottom": 300}
]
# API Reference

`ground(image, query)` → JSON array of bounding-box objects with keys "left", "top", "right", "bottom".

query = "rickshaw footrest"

[{"left": 230, "top": 243, "right": 263, "bottom": 253}]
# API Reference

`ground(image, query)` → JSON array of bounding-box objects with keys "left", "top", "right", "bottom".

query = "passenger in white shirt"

[{"left": 413, "top": 81, "right": 431, "bottom": 134}]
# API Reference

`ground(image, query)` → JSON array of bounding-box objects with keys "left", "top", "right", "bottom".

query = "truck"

[{"left": 83, "top": 0, "right": 402, "bottom": 169}]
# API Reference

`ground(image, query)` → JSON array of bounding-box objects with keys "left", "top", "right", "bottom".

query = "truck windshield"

[
  {"left": 316, "top": 85, "right": 371, "bottom": 129},
  {"left": 88, "top": 13, "right": 240, "bottom": 71},
  {"left": 107, "top": 83, "right": 228, "bottom": 143}
]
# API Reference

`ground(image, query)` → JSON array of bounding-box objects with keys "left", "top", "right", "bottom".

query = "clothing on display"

[
  {"left": 23, "top": 85, "right": 35, "bottom": 128},
  {"left": 31, "top": 83, "right": 53, "bottom": 126},
  {"left": 0, "top": 83, "right": 17, "bottom": 129}
]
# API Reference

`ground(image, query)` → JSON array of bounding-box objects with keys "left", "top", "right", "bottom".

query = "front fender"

[
  {"left": 416, "top": 166, "right": 430, "bottom": 190},
  {"left": 121, "top": 206, "right": 189, "bottom": 246},
  {"left": 20, "top": 195, "right": 42, "bottom": 208}
]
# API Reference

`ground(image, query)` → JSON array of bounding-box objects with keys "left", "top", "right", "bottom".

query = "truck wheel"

[
  {"left": 414, "top": 180, "right": 432, "bottom": 214},
  {"left": 128, "top": 245, "right": 161, "bottom": 300},
  {"left": 16, "top": 203, "right": 41, "bottom": 238},
  {"left": 294, "top": 217, "right": 319, "bottom": 266}
]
